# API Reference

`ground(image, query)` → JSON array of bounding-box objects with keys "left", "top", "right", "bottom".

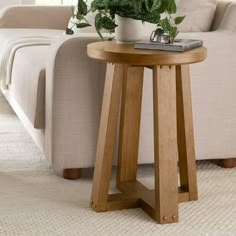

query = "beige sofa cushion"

[
  {"left": 176, "top": 0, "right": 217, "bottom": 32},
  {"left": 11, "top": 46, "right": 48, "bottom": 129},
  {"left": 0, "top": 6, "right": 71, "bottom": 29},
  {"left": 211, "top": 0, "right": 233, "bottom": 31},
  {"left": 144, "top": 0, "right": 217, "bottom": 36}
]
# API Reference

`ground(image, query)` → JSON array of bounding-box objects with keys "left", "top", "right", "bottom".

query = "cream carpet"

[{"left": 0, "top": 93, "right": 236, "bottom": 236}]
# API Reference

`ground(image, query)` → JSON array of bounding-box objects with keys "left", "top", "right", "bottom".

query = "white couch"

[{"left": 0, "top": 1, "right": 236, "bottom": 178}]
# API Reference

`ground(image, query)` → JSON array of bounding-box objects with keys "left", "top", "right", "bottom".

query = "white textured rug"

[{"left": 0, "top": 93, "right": 236, "bottom": 236}]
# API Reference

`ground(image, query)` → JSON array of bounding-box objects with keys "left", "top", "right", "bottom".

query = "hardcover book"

[{"left": 134, "top": 39, "right": 203, "bottom": 52}]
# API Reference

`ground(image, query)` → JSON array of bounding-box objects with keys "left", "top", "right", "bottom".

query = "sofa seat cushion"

[{"left": 10, "top": 45, "right": 49, "bottom": 129}]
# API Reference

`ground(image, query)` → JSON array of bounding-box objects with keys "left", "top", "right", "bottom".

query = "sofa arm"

[
  {"left": 215, "top": 3, "right": 236, "bottom": 33},
  {"left": 0, "top": 6, "right": 71, "bottom": 29},
  {"left": 45, "top": 34, "right": 106, "bottom": 175},
  {"left": 178, "top": 31, "right": 236, "bottom": 161}
]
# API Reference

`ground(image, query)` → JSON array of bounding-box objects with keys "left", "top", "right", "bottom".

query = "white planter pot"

[{"left": 115, "top": 15, "right": 143, "bottom": 43}]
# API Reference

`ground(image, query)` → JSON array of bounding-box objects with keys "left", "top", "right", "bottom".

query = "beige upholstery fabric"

[
  {"left": 0, "top": 6, "right": 71, "bottom": 29},
  {"left": 47, "top": 2, "right": 236, "bottom": 176},
  {"left": 11, "top": 46, "right": 49, "bottom": 129},
  {"left": 144, "top": 0, "right": 220, "bottom": 36},
  {"left": 46, "top": 35, "right": 106, "bottom": 174},
  {"left": 0, "top": 28, "right": 64, "bottom": 46},
  {"left": 218, "top": 2, "right": 236, "bottom": 32},
  {"left": 0, "top": 28, "right": 65, "bottom": 129},
  {"left": 211, "top": 0, "right": 233, "bottom": 30},
  {"left": 179, "top": 31, "right": 236, "bottom": 160},
  {"left": 1, "top": 2, "right": 236, "bottom": 176},
  {"left": 47, "top": 32, "right": 236, "bottom": 176},
  {"left": 176, "top": 0, "right": 217, "bottom": 32}
]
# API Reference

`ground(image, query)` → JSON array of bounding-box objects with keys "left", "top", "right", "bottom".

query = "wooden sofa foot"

[
  {"left": 63, "top": 168, "right": 81, "bottom": 180},
  {"left": 217, "top": 158, "right": 236, "bottom": 168}
]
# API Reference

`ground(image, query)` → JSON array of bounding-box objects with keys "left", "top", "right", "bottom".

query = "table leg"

[
  {"left": 176, "top": 65, "right": 198, "bottom": 201},
  {"left": 91, "top": 63, "right": 124, "bottom": 211},
  {"left": 117, "top": 66, "right": 144, "bottom": 187},
  {"left": 153, "top": 65, "right": 179, "bottom": 223}
]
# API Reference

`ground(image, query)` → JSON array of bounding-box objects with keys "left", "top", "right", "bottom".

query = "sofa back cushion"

[
  {"left": 0, "top": 6, "right": 71, "bottom": 29},
  {"left": 144, "top": 0, "right": 218, "bottom": 37},
  {"left": 211, "top": 0, "right": 233, "bottom": 31},
  {"left": 176, "top": 0, "right": 217, "bottom": 32}
]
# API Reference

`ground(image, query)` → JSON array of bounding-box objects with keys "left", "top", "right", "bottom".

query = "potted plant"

[{"left": 66, "top": 0, "right": 185, "bottom": 43}]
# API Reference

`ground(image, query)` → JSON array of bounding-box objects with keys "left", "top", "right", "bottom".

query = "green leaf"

[
  {"left": 167, "top": 0, "right": 177, "bottom": 14},
  {"left": 116, "top": 0, "right": 132, "bottom": 7},
  {"left": 169, "top": 26, "right": 178, "bottom": 42},
  {"left": 76, "top": 23, "right": 91, "bottom": 28},
  {"left": 144, "top": 0, "right": 151, "bottom": 11},
  {"left": 133, "top": 0, "right": 142, "bottom": 13},
  {"left": 158, "top": 0, "right": 169, "bottom": 13},
  {"left": 77, "top": 0, "right": 88, "bottom": 15},
  {"left": 175, "top": 16, "right": 185, "bottom": 25},
  {"left": 101, "top": 16, "right": 117, "bottom": 30},
  {"left": 109, "top": 7, "right": 116, "bottom": 18},
  {"left": 160, "top": 17, "right": 171, "bottom": 32},
  {"left": 76, "top": 12, "right": 84, "bottom": 20},
  {"left": 151, "top": 0, "right": 162, "bottom": 11},
  {"left": 95, "top": 13, "right": 102, "bottom": 30},
  {"left": 95, "top": 13, "right": 104, "bottom": 39},
  {"left": 142, "top": 9, "right": 160, "bottom": 24},
  {"left": 90, "top": 1, "right": 97, "bottom": 12},
  {"left": 91, "top": 0, "right": 111, "bottom": 11},
  {"left": 65, "top": 28, "right": 74, "bottom": 35},
  {"left": 170, "top": 26, "right": 177, "bottom": 36}
]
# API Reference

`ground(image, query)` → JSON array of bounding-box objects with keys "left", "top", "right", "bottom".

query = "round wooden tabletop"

[{"left": 87, "top": 41, "right": 207, "bottom": 66}]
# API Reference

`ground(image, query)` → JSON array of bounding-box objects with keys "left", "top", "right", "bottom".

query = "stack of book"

[{"left": 134, "top": 39, "right": 203, "bottom": 52}]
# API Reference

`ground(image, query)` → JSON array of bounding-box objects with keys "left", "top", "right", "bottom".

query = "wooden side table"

[{"left": 87, "top": 41, "right": 207, "bottom": 224}]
